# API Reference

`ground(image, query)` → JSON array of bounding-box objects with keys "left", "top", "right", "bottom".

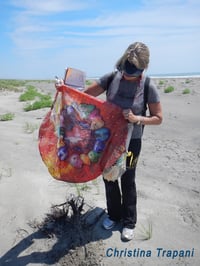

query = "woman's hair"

[{"left": 116, "top": 42, "right": 150, "bottom": 71}]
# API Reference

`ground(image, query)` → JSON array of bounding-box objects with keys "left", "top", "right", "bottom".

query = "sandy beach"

[{"left": 0, "top": 76, "right": 200, "bottom": 266}]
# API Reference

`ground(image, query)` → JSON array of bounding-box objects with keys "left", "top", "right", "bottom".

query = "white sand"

[{"left": 0, "top": 77, "right": 199, "bottom": 265}]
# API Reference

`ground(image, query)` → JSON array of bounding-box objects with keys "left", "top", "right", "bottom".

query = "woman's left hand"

[
  {"left": 123, "top": 102, "right": 163, "bottom": 125},
  {"left": 123, "top": 109, "right": 138, "bottom": 123}
]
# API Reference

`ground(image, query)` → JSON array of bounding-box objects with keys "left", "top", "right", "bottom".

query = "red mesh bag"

[{"left": 38, "top": 85, "right": 128, "bottom": 183}]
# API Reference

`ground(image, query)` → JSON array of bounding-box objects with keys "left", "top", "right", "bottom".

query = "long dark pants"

[{"left": 103, "top": 138, "right": 141, "bottom": 229}]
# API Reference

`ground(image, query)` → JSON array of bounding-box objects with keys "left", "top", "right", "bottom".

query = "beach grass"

[
  {"left": 24, "top": 97, "right": 52, "bottom": 111},
  {"left": 23, "top": 122, "right": 39, "bottom": 134},
  {"left": 138, "top": 219, "right": 153, "bottom": 240},
  {"left": 0, "top": 112, "right": 15, "bottom": 121},
  {"left": 19, "top": 85, "right": 52, "bottom": 111},
  {"left": 158, "top": 80, "right": 165, "bottom": 85},
  {"left": 19, "top": 85, "right": 39, "bottom": 101},
  {"left": 185, "top": 79, "right": 191, "bottom": 84},
  {"left": 164, "top": 86, "right": 175, "bottom": 93},
  {"left": 0, "top": 79, "right": 26, "bottom": 92},
  {"left": 0, "top": 167, "right": 12, "bottom": 180},
  {"left": 74, "top": 183, "right": 92, "bottom": 196},
  {"left": 85, "top": 80, "right": 94, "bottom": 86},
  {"left": 0, "top": 79, "right": 54, "bottom": 92},
  {"left": 182, "top": 88, "right": 190, "bottom": 94}
]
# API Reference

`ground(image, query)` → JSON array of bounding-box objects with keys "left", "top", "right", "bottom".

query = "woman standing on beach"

[{"left": 84, "top": 42, "right": 162, "bottom": 241}]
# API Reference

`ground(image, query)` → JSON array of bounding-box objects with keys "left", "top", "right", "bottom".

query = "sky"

[{"left": 0, "top": 0, "right": 200, "bottom": 79}]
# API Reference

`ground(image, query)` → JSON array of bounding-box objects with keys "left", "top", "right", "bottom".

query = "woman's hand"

[
  {"left": 123, "top": 109, "right": 139, "bottom": 123},
  {"left": 122, "top": 102, "right": 163, "bottom": 125}
]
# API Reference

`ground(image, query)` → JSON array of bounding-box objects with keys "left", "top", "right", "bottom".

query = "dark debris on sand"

[{"left": 28, "top": 194, "right": 105, "bottom": 266}]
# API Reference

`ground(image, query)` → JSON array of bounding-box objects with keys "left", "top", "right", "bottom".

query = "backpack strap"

[
  {"left": 106, "top": 72, "right": 150, "bottom": 117},
  {"left": 142, "top": 76, "right": 150, "bottom": 116},
  {"left": 107, "top": 71, "right": 117, "bottom": 89}
]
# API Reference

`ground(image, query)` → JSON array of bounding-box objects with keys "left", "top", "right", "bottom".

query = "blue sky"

[{"left": 0, "top": 0, "right": 200, "bottom": 79}]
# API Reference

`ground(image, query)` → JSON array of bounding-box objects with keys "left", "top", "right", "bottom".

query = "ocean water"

[
  {"left": 89, "top": 72, "right": 200, "bottom": 80},
  {"left": 147, "top": 72, "right": 200, "bottom": 78}
]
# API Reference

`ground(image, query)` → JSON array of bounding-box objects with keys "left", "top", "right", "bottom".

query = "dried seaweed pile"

[{"left": 29, "top": 194, "right": 105, "bottom": 265}]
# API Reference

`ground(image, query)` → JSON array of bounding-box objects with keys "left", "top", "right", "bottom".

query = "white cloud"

[
  {"left": 10, "top": 0, "right": 89, "bottom": 14},
  {"left": 5, "top": 0, "right": 200, "bottom": 78},
  {"left": 10, "top": 0, "right": 200, "bottom": 47}
]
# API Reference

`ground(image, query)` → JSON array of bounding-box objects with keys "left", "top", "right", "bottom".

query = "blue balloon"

[
  {"left": 93, "top": 140, "right": 105, "bottom": 153},
  {"left": 94, "top": 127, "right": 110, "bottom": 141}
]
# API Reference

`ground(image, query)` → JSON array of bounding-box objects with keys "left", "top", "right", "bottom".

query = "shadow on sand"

[{"left": 0, "top": 196, "right": 120, "bottom": 266}]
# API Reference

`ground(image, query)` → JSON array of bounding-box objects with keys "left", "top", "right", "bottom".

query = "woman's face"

[{"left": 122, "top": 60, "right": 144, "bottom": 80}]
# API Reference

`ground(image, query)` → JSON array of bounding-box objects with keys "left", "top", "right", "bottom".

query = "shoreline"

[
  {"left": 88, "top": 72, "right": 200, "bottom": 80},
  {"left": 1, "top": 72, "right": 200, "bottom": 82},
  {"left": 150, "top": 75, "right": 200, "bottom": 79}
]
